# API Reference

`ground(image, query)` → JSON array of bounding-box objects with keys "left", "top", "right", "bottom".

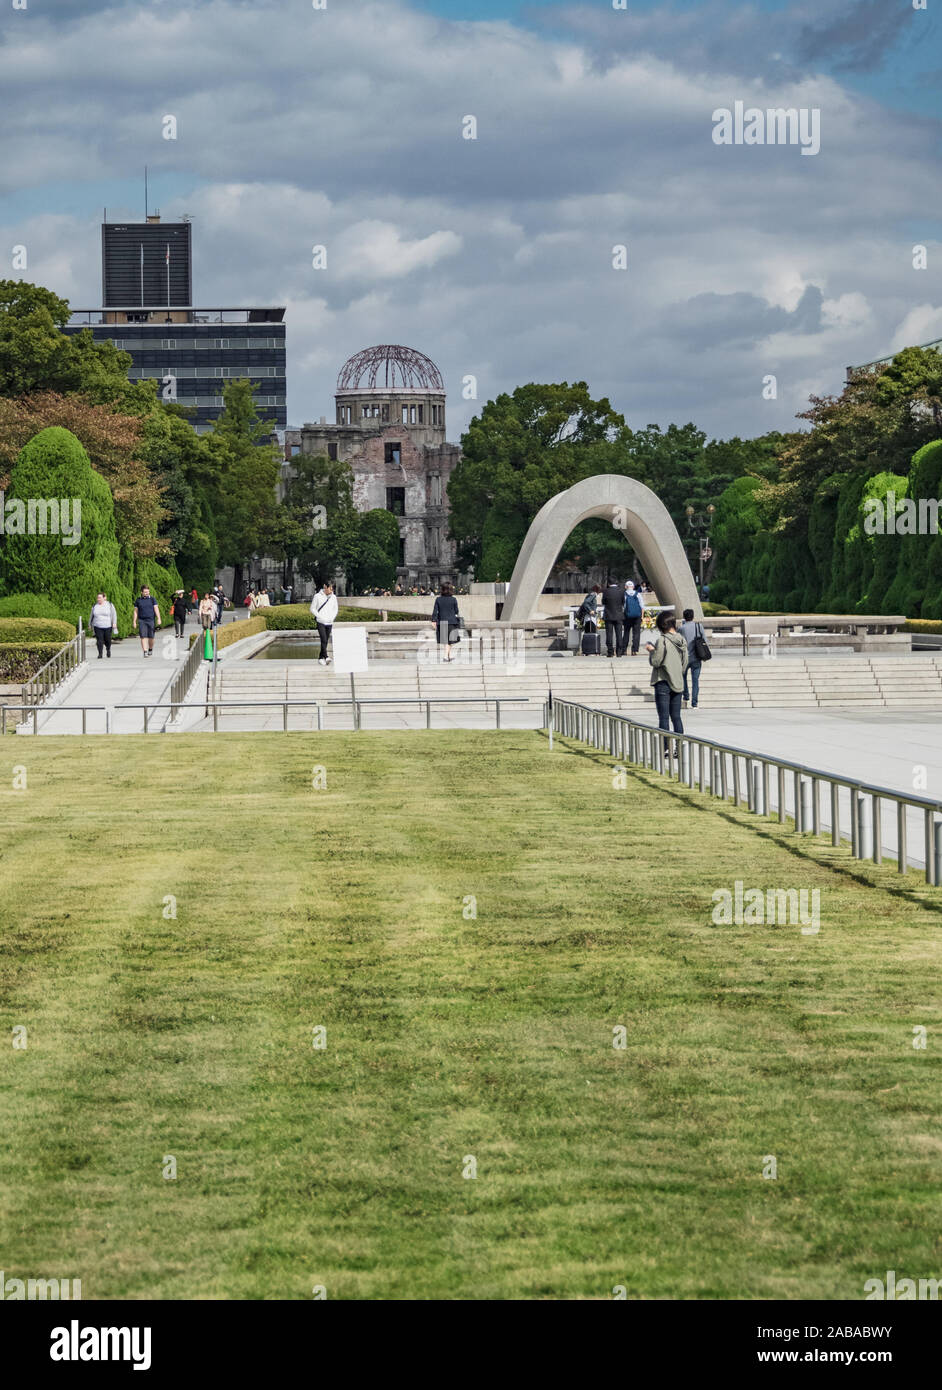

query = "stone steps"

[{"left": 213, "top": 653, "right": 942, "bottom": 713}]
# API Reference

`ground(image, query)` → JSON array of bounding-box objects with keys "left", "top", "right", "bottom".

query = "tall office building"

[
  {"left": 63, "top": 216, "right": 286, "bottom": 433},
  {"left": 102, "top": 216, "right": 192, "bottom": 308}
]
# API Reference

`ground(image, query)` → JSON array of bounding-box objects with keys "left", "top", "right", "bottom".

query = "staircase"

[{"left": 213, "top": 653, "right": 942, "bottom": 717}]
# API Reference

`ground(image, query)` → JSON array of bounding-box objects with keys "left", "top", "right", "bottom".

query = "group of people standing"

[
  {"left": 243, "top": 587, "right": 275, "bottom": 613},
  {"left": 578, "top": 580, "right": 650, "bottom": 658}
]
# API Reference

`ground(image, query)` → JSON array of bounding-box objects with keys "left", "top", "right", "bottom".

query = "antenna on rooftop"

[{"left": 144, "top": 165, "right": 148, "bottom": 220}]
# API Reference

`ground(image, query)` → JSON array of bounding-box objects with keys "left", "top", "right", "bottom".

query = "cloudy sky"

[{"left": 1, "top": 0, "right": 939, "bottom": 442}]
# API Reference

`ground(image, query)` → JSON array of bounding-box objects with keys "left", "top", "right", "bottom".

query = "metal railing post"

[
  {"left": 928, "top": 811, "right": 939, "bottom": 884},
  {"left": 831, "top": 783, "right": 841, "bottom": 847},
  {"left": 898, "top": 802, "right": 907, "bottom": 874},
  {"left": 872, "top": 795, "right": 882, "bottom": 865},
  {"left": 801, "top": 779, "right": 812, "bottom": 834},
  {"left": 856, "top": 792, "right": 867, "bottom": 859}
]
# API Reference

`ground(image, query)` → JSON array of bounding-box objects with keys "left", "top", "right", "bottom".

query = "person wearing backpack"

[
  {"left": 623, "top": 581, "right": 644, "bottom": 655},
  {"left": 679, "top": 607, "right": 708, "bottom": 708}
]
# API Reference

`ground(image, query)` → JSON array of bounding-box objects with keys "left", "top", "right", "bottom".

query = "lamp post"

[{"left": 685, "top": 504, "right": 715, "bottom": 594}]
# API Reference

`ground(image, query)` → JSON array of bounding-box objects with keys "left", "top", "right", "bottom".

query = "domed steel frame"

[{"left": 337, "top": 344, "right": 444, "bottom": 393}]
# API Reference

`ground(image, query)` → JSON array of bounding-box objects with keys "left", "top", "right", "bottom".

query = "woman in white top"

[
  {"left": 89, "top": 593, "right": 118, "bottom": 658},
  {"left": 310, "top": 582, "right": 339, "bottom": 665}
]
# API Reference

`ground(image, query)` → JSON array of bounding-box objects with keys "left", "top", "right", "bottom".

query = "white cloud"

[
  {"left": 821, "top": 292, "right": 871, "bottom": 329},
  {"left": 890, "top": 305, "right": 942, "bottom": 352},
  {"left": 0, "top": 0, "right": 936, "bottom": 439}
]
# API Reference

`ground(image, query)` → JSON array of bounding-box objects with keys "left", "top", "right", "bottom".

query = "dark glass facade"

[
  {"left": 63, "top": 313, "right": 287, "bottom": 432},
  {"left": 102, "top": 221, "right": 193, "bottom": 308}
]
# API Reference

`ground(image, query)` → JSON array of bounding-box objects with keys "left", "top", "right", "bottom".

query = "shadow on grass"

[{"left": 538, "top": 731, "right": 942, "bottom": 917}]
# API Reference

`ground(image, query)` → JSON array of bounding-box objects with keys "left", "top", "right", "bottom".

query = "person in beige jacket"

[{"left": 646, "top": 610, "right": 689, "bottom": 751}]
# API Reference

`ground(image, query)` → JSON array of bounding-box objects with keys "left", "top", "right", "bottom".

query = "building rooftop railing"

[{"left": 67, "top": 307, "right": 286, "bottom": 326}]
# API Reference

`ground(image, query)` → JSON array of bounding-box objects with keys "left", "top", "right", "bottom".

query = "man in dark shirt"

[
  {"left": 133, "top": 586, "right": 161, "bottom": 657},
  {"left": 601, "top": 581, "right": 626, "bottom": 658}
]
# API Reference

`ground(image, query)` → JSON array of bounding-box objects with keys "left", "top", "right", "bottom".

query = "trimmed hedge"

[
  {"left": 904, "top": 619, "right": 942, "bottom": 634},
  {"left": 0, "top": 642, "right": 64, "bottom": 680},
  {"left": 217, "top": 616, "right": 267, "bottom": 650},
  {"left": 0, "top": 593, "right": 67, "bottom": 621},
  {"left": 0, "top": 617, "right": 75, "bottom": 644},
  {"left": 263, "top": 603, "right": 416, "bottom": 629}
]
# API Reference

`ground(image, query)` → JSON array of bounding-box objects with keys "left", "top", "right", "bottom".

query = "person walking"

[
  {"left": 189, "top": 586, "right": 198, "bottom": 612},
  {"left": 431, "top": 581, "right": 460, "bottom": 662},
  {"left": 256, "top": 588, "right": 271, "bottom": 609},
  {"left": 679, "top": 607, "right": 704, "bottom": 709},
  {"left": 623, "top": 581, "right": 644, "bottom": 655},
  {"left": 602, "top": 580, "right": 626, "bottom": 658},
  {"left": 170, "top": 591, "right": 188, "bottom": 639},
  {"left": 212, "top": 584, "right": 225, "bottom": 628},
  {"left": 89, "top": 592, "right": 118, "bottom": 659},
  {"left": 199, "top": 593, "right": 216, "bottom": 629},
  {"left": 133, "top": 586, "right": 161, "bottom": 658},
  {"left": 646, "top": 610, "right": 689, "bottom": 752},
  {"left": 311, "top": 580, "right": 338, "bottom": 665}
]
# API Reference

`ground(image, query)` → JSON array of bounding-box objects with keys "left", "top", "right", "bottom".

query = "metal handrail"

[
  {"left": 18, "top": 625, "right": 86, "bottom": 720},
  {"left": 170, "top": 633, "right": 206, "bottom": 710},
  {"left": 546, "top": 697, "right": 942, "bottom": 886},
  {"left": 1, "top": 695, "right": 534, "bottom": 737}
]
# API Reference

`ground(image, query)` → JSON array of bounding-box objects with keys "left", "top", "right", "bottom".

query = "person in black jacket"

[
  {"left": 431, "top": 582, "right": 460, "bottom": 662},
  {"left": 601, "top": 580, "right": 626, "bottom": 657},
  {"left": 171, "top": 591, "right": 189, "bottom": 639}
]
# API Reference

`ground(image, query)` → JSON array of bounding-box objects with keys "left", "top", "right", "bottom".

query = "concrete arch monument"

[{"left": 499, "top": 474, "right": 702, "bottom": 622}]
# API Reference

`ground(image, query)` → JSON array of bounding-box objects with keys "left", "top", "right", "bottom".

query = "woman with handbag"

[
  {"left": 679, "top": 607, "right": 710, "bottom": 708},
  {"left": 431, "top": 582, "right": 461, "bottom": 662}
]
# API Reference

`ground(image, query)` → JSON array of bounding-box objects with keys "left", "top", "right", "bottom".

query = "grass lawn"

[{"left": 1, "top": 731, "right": 940, "bottom": 1300}]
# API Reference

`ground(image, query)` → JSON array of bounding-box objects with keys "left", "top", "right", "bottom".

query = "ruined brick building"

[{"left": 284, "top": 344, "right": 462, "bottom": 591}]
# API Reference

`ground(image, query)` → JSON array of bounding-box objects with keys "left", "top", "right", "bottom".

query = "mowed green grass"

[{"left": 1, "top": 731, "right": 940, "bottom": 1301}]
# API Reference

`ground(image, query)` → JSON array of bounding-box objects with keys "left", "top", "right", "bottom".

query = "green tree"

[
  {"left": 0, "top": 280, "right": 154, "bottom": 410},
  {"left": 0, "top": 426, "right": 132, "bottom": 627},
  {"left": 348, "top": 509, "right": 400, "bottom": 591},
  {"left": 207, "top": 381, "right": 281, "bottom": 595},
  {"left": 280, "top": 451, "right": 361, "bottom": 585},
  {"left": 448, "top": 382, "right": 632, "bottom": 579}
]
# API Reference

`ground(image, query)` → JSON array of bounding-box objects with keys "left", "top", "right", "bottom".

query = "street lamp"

[{"left": 685, "top": 504, "right": 715, "bottom": 594}]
